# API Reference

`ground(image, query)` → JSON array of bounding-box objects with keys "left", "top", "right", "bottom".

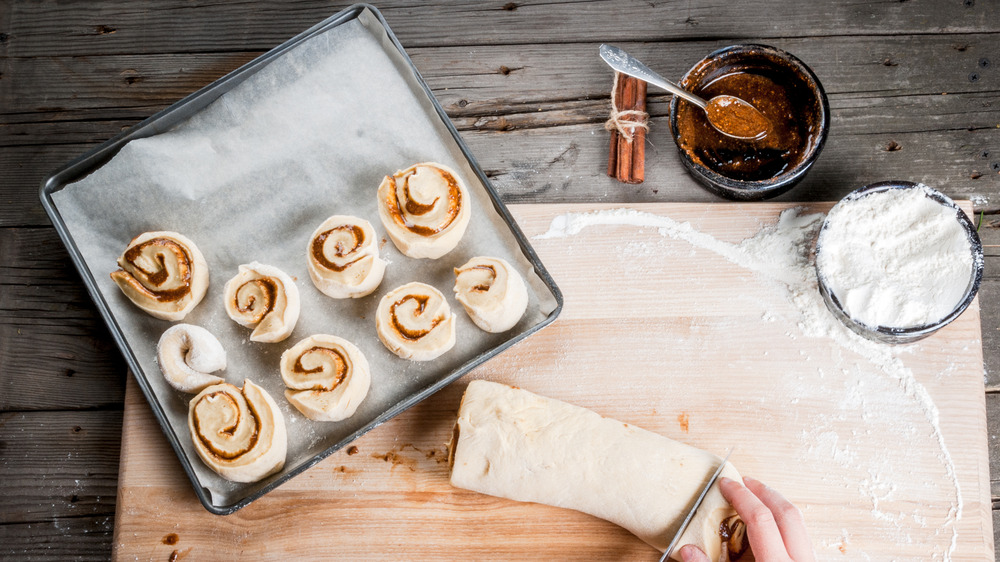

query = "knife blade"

[{"left": 659, "top": 447, "right": 734, "bottom": 562}]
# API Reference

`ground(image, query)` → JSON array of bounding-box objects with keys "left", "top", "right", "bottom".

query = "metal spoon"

[{"left": 599, "top": 44, "right": 770, "bottom": 141}]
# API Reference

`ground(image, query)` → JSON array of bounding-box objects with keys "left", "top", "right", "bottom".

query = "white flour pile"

[
  {"left": 816, "top": 186, "right": 974, "bottom": 329},
  {"left": 535, "top": 206, "right": 963, "bottom": 560}
]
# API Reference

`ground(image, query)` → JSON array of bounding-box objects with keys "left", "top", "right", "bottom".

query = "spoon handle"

[{"left": 599, "top": 44, "right": 708, "bottom": 109}]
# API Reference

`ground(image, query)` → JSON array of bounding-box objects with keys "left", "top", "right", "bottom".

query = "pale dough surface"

[
  {"left": 450, "top": 380, "right": 741, "bottom": 561},
  {"left": 156, "top": 323, "right": 227, "bottom": 393},
  {"left": 453, "top": 256, "right": 528, "bottom": 333}
]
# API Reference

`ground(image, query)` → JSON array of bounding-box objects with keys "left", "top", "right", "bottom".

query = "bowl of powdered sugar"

[{"left": 815, "top": 181, "right": 983, "bottom": 344}]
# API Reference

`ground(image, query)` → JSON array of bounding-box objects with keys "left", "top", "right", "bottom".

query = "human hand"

[{"left": 679, "top": 476, "right": 815, "bottom": 562}]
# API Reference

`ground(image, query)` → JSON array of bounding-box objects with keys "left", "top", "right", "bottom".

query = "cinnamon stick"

[
  {"left": 616, "top": 75, "right": 636, "bottom": 182},
  {"left": 631, "top": 79, "right": 647, "bottom": 183},
  {"left": 606, "top": 72, "right": 648, "bottom": 184}
]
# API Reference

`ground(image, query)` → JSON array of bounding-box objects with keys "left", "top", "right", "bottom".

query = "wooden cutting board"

[{"left": 112, "top": 202, "right": 992, "bottom": 561}]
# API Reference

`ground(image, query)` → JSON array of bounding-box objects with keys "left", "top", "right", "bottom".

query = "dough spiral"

[
  {"left": 280, "top": 334, "right": 371, "bottom": 422},
  {"left": 377, "top": 162, "right": 471, "bottom": 259},
  {"left": 224, "top": 262, "right": 300, "bottom": 343},
  {"left": 453, "top": 256, "right": 528, "bottom": 333},
  {"left": 307, "top": 215, "right": 386, "bottom": 299},
  {"left": 188, "top": 380, "right": 287, "bottom": 483},
  {"left": 110, "top": 231, "right": 209, "bottom": 321},
  {"left": 376, "top": 282, "right": 456, "bottom": 361},
  {"left": 157, "top": 324, "right": 226, "bottom": 393}
]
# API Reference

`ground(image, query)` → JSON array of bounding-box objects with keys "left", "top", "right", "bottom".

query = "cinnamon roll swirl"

[
  {"left": 376, "top": 282, "right": 456, "bottom": 361},
  {"left": 280, "top": 334, "right": 371, "bottom": 422},
  {"left": 453, "top": 256, "right": 528, "bottom": 333},
  {"left": 224, "top": 262, "right": 300, "bottom": 343},
  {"left": 377, "top": 162, "right": 471, "bottom": 259},
  {"left": 307, "top": 215, "right": 386, "bottom": 299},
  {"left": 188, "top": 380, "right": 287, "bottom": 483},
  {"left": 110, "top": 231, "right": 209, "bottom": 321}
]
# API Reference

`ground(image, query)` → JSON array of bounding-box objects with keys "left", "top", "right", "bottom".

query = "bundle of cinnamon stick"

[{"left": 606, "top": 72, "right": 648, "bottom": 184}]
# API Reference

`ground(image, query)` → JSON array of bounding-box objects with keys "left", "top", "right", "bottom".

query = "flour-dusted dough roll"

[
  {"left": 110, "top": 231, "right": 209, "bottom": 321},
  {"left": 307, "top": 215, "right": 386, "bottom": 299},
  {"left": 453, "top": 256, "right": 528, "bottom": 333},
  {"left": 280, "top": 334, "right": 371, "bottom": 422},
  {"left": 377, "top": 162, "right": 471, "bottom": 259},
  {"left": 224, "top": 262, "right": 300, "bottom": 343},
  {"left": 376, "top": 282, "right": 456, "bottom": 361},
  {"left": 188, "top": 380, "right": 287, "bottom": 483},
  {"left": 449, "top": 381, "right": 748, "bottom": 561},
  {"left": 157, "top": 324, "right": 226, "bottom": 393}
]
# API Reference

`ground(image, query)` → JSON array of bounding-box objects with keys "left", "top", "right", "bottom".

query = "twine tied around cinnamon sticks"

[{"left": 606, "top": 71, "right": 649, "bottom": 184}]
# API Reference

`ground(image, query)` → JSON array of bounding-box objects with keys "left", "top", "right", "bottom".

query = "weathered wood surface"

[{"left": 2, "top": 0, "right": 1000, "bottom": 559}]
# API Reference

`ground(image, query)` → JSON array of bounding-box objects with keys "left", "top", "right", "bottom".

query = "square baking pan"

[{"left": 39, "top": 3, "right": 562, "bottom": 515}]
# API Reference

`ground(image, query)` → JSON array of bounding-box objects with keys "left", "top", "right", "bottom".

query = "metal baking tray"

[{"left": 39, "top": 4, "right": 562, "bottom": 515}]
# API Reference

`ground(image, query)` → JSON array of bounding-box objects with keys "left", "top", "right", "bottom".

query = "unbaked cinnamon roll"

[
  {"left": 376, "top": 282, "right": 456, "bottom": 361},
  {"left": 453, "top": 256, "right": 528, "bottom": 333},
  {"left": 280, "top": 334, "right": 371, "bottom": 422},
  {"left": 110, "top": 231, "right": 209, "bottom": 321},
  {"left": 157, "top": 324, "right": 226, "bottom": 393},
  {"left": 224, "top": 262, "right": 300, "bottom": 343},
  {"left": 377, "top": 162, "right": 471, "bottom": 259},
  {"left": 188, "top": 380, "right": 287, "bottom": 483},
  {"left": 307, "top": 215, "right": 386, "bottom": 299}
]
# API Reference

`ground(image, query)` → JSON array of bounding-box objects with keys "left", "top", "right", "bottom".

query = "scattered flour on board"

[{"left": 535, "top": 207, "right": 963, "bottom": 560}]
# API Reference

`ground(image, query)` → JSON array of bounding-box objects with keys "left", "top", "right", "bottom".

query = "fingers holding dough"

[
  {"left": 110, "top": 231, "right": 209, "bottom": 321},
  {"left": 224, "top": 262, "right": 300, "bottom": 343},
  {"left": 280, "top": 334, "right": 371, "bottom": 422},
  {"left": 157, "top": 324, "right": 226, "bottom": 393},
  {"left": 376, "top": 282, "right": 456, "bottom": 361},
  {"left": 377, "top": 162, "right": 471, "bottom": 259},
  {"left": 453, "top": 256, "right": 528, "bottom": 333}
]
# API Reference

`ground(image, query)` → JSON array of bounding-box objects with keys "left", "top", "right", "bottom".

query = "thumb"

[{"left": 678, "top": 544, "right": 710, "bottom": 562}]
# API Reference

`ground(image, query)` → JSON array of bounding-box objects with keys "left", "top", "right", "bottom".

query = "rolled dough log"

[{"left": 449, "top": 380, "right": 747, "bottom": 561}]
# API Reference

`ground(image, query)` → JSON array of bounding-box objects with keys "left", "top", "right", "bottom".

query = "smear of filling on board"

[{"left": 535, "top": 207, "right": 963, "bottom": 561}]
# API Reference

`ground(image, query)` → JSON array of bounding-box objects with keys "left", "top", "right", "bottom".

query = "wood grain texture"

[
  {"left": 3, "top": 0, "right": 998, "bottom": 58},
  {"left": 113, "top": 203, "right": 992, "bottom": 560},
  {"left": 4, "top": 34, "right": 998, "bottom": 226},
  {"left": 0, "top": 516, "right": 115, "bottom": 562},
  {"left": 0, "top": 410, "right": 121, "bottom": 524},
  {"left": 0, "top": 228, "right": 126, "bottom": 411}
]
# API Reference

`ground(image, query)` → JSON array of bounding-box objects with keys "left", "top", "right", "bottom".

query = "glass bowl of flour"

[{"left": 815, "top": 181, "right": 983, "bottom": 344}]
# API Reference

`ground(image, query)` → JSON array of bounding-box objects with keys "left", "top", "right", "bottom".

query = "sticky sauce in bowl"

[{"left": 674, "top": 61, "right": 823, "bottom": 183}]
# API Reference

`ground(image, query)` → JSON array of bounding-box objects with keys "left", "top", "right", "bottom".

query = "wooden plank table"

[{"left": 2, "top": 1, "right": 999, "bottom": 559}]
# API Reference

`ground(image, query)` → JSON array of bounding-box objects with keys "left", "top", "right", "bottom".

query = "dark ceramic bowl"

[
  {"left": 815, "top": 181, "right": 983, "bottom": 345},
  {"left": 669, "top": 44, "right": 829, "bottom": 201}
]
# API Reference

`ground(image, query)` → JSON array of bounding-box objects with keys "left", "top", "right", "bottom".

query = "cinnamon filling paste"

[
  {"left": 292, "top": 346, "right": 348, "bottom": 391},
  {"left": 455, "top": 264, "right": 497, "bottom": 292},
  {"left": 390, "top": 294, "right": 444, "bottom": 340},
  {"left": 193, "top": 390, "right": 261, "bottom": 461},
  {"left": 113, "top": 238, "right": 192, "bottom": 302},
  {"left": 234, "top": 278, "right": 279, "bottom": 322},
  {"left": 312, "top": 224, "right": 365, "bottom": 272},
  {"left": 385, "top": 167, "right": 462, "bottom": 236},
  {"left": 718, "top": 514, "right": 749, "bottom": 560},
  {"left": 675, "top": 60, "right": 821, "bottom": 182}
]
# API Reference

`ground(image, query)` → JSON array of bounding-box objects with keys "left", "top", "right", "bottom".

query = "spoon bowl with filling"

[{"left": 669, "top": 44, "right": 829, "bottom": 201}]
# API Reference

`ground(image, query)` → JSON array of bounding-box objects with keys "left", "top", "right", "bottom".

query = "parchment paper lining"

[{"left": 50, "top": 9, "right": 558, "bottom": 508}]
